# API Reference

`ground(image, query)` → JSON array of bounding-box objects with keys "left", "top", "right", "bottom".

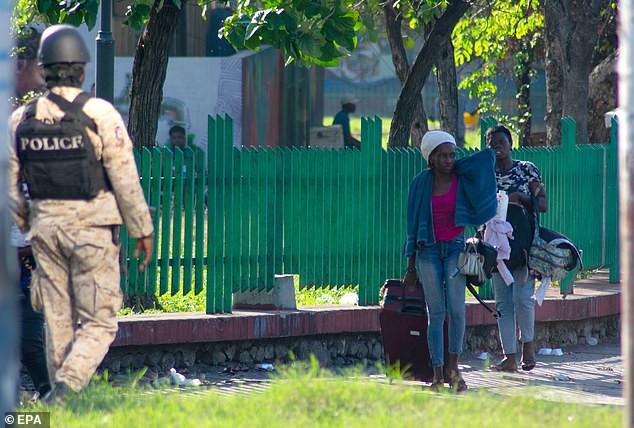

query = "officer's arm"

[
  {"left": 91, "top": 100, "right": 153, "bottom": 239},
  {"left": 7, "top": 109, "right": 30, "bottom": 231}
]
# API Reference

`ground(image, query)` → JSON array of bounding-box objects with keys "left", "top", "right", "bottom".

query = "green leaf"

[
  {"left": 244, "top": 22, "right": 261, "bottom": 41},
  {"left": 244, "top": 31, "right": 262, "bottom": 49},
  {"left": 267, "top": 10, "right": 295, "bottom": 32},
  {"left": 61, "top": 10, "right": 84, "bottom": 26},
  {"left": 135, "top": 4, "right": 151, "bottom": 17},
  {"left": 172, "top": 0, "right": 181, "bottom": 9},
  {"left": 36, "top": 0, "right": 51, "bottom": 13},
  {"left": 296, "top": 33, "right": 323, "bottom": 59},
  {"left": 304, "top": 0, "right": 320, "bottom": 18},
  {"left": 126, "top": 11, "right": 145, "bottom": 30},
  {"left": 68, "top": 2, "right": 82, "bottom": 14},
  {"left": 85, "top": 1, "right": 99, "bottom": 29},
  {"left": 46, "top": 7, "right": 60, "bottom": 23}
]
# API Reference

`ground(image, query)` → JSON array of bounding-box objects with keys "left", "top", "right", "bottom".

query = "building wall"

[{"left": 113, "top": 0, "right": 210, "bottom": 56}]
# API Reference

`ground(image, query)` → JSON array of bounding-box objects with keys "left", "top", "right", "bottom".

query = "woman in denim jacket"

[{"left": 403, "top": 131, "right": 497, "bottom": 392}]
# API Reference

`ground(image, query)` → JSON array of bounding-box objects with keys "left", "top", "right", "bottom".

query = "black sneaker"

[{"left": 42, "top": 382, "right": 71, "bottom": 406}]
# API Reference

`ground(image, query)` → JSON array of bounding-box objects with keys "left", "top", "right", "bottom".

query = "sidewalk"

[
  {"left": 147, "top": 340, "right": 623, "bottom": 407},
  {"left": 106, "top": 271, "right": 623, "bottom": 406},
  {"left": 455, "top": 340, "right": 622, "bottom": 405}
]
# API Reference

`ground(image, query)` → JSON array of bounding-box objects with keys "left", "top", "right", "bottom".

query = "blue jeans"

[
  {"left": 491, "top": 265, "right": 535, "bottom": 354},
  {"left": 416, "top": 236, "right": 466, "bottom": 368}
]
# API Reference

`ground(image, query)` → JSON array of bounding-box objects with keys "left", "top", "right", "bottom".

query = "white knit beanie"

[{"left": 420, "top": 130, "right": 456, "bottom": 161}]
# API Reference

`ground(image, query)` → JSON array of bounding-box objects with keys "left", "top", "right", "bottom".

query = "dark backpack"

[
  {"left": 504, "top": 203, "right": 535, "bottom": 271},
  {"left": 16, "top": 92, "right": 111, "bottom": 200}
]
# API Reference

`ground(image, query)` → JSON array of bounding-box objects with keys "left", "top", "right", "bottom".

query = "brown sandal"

[
  {"left": 448, "top": 371, "right": 468, "bottom": 393},
  {"left": 489, "top": 355, "right": 517, "bottom": 372},
  {"left": 429, "top": 380, "right": 444, "bottom": 392},
  {"left": 429, "top": 367, "right": 444, "bottom": 392}
]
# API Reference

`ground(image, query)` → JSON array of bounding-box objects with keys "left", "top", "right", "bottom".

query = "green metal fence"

[{"left": 120, "top": 115, "right": 619, "bottom": 314}]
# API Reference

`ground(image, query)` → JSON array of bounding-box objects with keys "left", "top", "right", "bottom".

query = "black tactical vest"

[{"left": 15, "top": 92, "right": 112, "bottom": 200}]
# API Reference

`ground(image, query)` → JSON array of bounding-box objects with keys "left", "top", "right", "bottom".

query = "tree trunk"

[
  {"left": 513, "top": 41, "right": 534, "bottom": 147},
  {"left": 544, "top": 0, "right": 605, "bottom": 146},
  {"left": 588, "top": 52, "right": 617, "bottom": 145},
  {"left": 128, "top": 0, "right": 182, "bottom": 149},
  {"left": 436, "top": 34, "right": 461, "bottom": 145},
  {"left": 543, "top": 1, "right": 563, "bottom": 146},
  {"left": 388, "top": 0, "right": 469, "bottom": 147},
  {"left": 384, "top": 3, "right": 427, "bottom": 147}
]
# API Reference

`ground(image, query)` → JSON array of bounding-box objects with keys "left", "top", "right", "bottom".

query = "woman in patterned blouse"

[{"left": 486, "top": 125, "right": 548, "bottom": 372}]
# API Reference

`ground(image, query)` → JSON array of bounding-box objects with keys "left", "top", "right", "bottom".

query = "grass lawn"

[
  {"left": 118, "top": 285, "right": 360, "bottom": 315},
  {"left": 33, "top": 364, "right": 620, "bottom": 428}
]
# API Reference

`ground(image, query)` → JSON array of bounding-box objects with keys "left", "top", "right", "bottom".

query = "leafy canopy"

[
  {"left": 453, "top": 0, "right": 543, "bottom": 117},
  {"left": 222, "top": 0, "right": 361, "bottom": 66},
  {"left": 221, "top": 0, "right": 457, "bottom": 66},
  {"left": 12, "top": 0, "right": 203, "bottom": 33}
]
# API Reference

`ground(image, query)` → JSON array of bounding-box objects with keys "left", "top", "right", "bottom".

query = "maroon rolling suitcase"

[{"left": 379, "top": 279, "right": 447, "bottom": 382}]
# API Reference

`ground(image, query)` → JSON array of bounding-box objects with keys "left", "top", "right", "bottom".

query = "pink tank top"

[{"left": 431, "top": 175, "right": 464, "bottom": 241}]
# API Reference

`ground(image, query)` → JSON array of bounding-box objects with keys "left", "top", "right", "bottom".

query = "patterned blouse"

[{"left": 495, "top": 160, "right": 542, "bottom": 196}]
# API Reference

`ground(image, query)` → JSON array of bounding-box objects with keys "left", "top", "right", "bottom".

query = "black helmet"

[{"left": 38, "top": 25, "right": 90, "bottom": 65}]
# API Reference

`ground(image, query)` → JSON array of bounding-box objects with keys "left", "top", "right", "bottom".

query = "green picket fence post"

[
  {"left": 171, "top": 148, "right": 184, "bottom": 296},
  {"left": 159, "top": 147, "right": 174, "bottom": 295},
  {"left": 370, "top": 116, "right": 383, "bottom": 304},
  {"left": 359, "top": 117, "right": 370, "bottom": 305},
  {"left": 207, "top": 115, "right": 221, "bottom": 313},
  {"left": 224, "top": 116, "right": 236, "bottom": 312},
  {"left": 137, "top": 147, "right": 152, "bottom": 294},
  {"left": 559, "top": 118, "right": 577, "bottom": 295},
  {"left": 182, "top": 146, "right": 195, "bottom": 295},
  {"left": 147, "top": 147, "right": 162, "bottom": 295},
  {"left": 194, "top": 146, "right": 206, "bottom": 295}
]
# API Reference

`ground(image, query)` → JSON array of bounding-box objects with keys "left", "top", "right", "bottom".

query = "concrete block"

[{"left": 233, "top": 274, "right": 297, "bottom": 310}]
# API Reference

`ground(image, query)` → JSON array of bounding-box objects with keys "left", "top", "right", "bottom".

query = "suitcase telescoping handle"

[
  {"left": 400, "top": 279, "right": 425, "bottom": 314},
  {"left": 382, "top": 279, "right": 425, "bottom": 313}
]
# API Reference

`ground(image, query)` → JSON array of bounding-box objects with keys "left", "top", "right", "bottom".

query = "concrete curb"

[{"left": 112, "top": 283, "right": 620, "bottom": 348}]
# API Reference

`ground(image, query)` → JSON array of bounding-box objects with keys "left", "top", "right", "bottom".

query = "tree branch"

[{"left": 388, "top": 0, "right": 470, "bottom": 147}]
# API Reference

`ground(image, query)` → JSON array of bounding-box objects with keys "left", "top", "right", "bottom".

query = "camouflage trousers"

[{"left": 29, "top": 225, "right": 122, "bottom": 392}]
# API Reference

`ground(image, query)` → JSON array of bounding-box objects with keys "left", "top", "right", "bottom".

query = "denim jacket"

[{"left": 404, "top": 148, "right": 497, "bottom": 256}]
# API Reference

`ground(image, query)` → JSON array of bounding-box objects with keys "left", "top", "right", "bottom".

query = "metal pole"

[
  {"left": 618, "top": 2, "right": 634, "bottom": 427},
  {"left": 95, "top": 0, "right": 114, "bottom": 102},
  {"left": 0, "top": 0, "right": 20, "bottom": 415}
]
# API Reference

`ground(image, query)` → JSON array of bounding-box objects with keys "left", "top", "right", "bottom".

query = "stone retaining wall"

[{"left": 100, "top": 315, "right": 619, "bottom": 374}]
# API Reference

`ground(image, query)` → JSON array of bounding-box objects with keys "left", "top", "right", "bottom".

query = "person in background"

[
  {"left": 169, "top": 125, "right": 187, "bottom": 150},
  {"left": 404, "top": 131, "right": 497, "bottom": 393},
  {"left": 333, "top": 94, "right": 361, "bottom": 149},
  {"left": 12, "top": 27, "right": 51, "bottom": 402},
  {"left": 11, "top": 224, "right": 51, "bottom": 401},
  {"left": 486, "top": 125, "right": 548, "bottom": 373}
]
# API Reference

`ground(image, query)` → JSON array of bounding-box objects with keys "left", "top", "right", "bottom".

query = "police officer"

[{"left": 7, "top": 25, "right": 154, "bottom": 405}]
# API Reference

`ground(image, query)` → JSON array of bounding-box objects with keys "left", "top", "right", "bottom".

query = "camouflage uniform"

[{"left": 8, "top": 86, "right": 153, "bottom": 392}]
